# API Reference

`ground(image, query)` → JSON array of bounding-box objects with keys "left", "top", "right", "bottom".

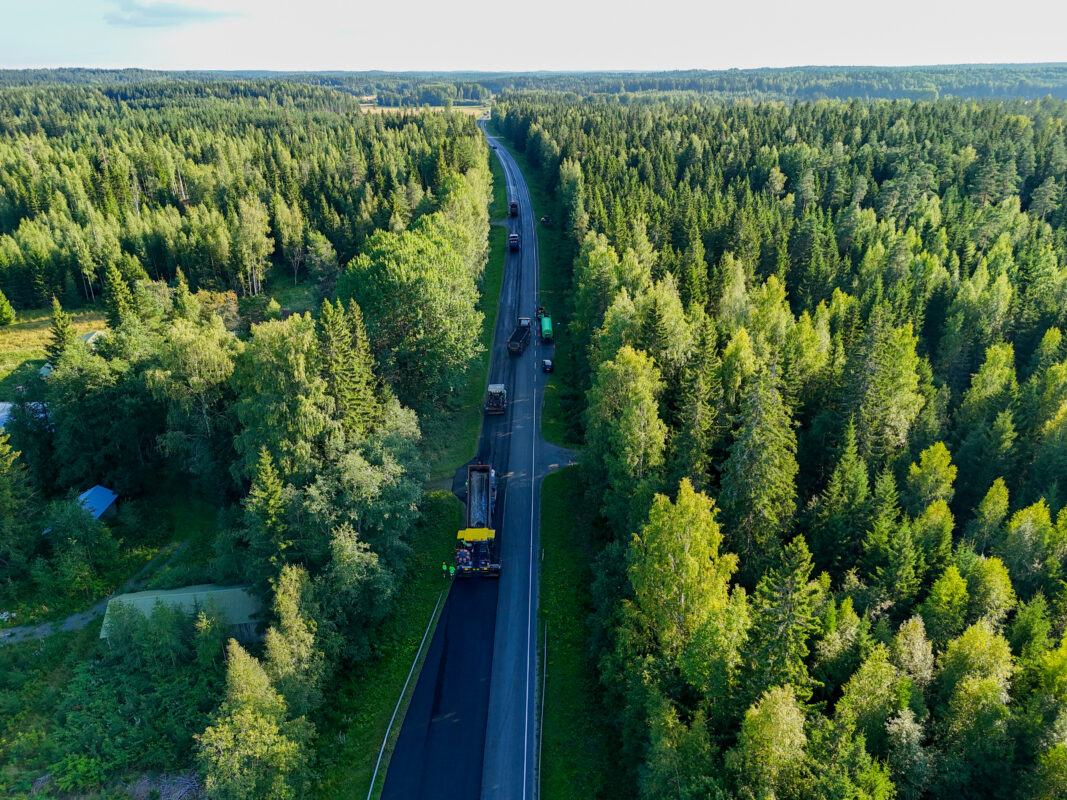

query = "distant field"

[
  {"left": 360, "top": 103, "right": 490, "bottom": 117},
  {"left": 0, "top": 306, "right": 109, "bottom": 401}
]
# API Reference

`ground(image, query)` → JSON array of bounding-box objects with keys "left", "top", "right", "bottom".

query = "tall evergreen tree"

[
  {"left": 45, "top": 295, "right": 76, "bottom": 365},
  {"left": 102, "top": 262, "right": 134, "bottom": 329},
  {"left": 745, "top": 536, "right": 821, "bottom": 702},
  {"left": 0, "top": 288, "right": 14, "bottom": 326},
  {"left": 810, "top": 420, "right": 871, "bottom": 577},
  {"left": 720, "top": 368, "right": 798, "bottom": 575}
]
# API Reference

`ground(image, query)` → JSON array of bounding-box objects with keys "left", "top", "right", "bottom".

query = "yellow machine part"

[{"left": 457, "top": 527, "right": 495, "bottom": 542}]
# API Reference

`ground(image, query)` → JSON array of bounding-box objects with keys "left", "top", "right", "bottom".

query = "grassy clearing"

[
  {"left": 539, "top": 467, "right": 608, "bottom": 799},
  {"left": 316, "top": 490, "right": 460, "bottom": 800},
  {"left": 490, "top": 129, "right": 582, "bottom": 447},
  {"left": 0, "top": 306, "right": 108, "bottom": 401},
  {"left": 264, "top": 263, "right": 318, "bottom": 315}
]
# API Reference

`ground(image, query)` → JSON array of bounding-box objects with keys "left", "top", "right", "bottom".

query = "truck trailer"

[
  {"left": 455, "top": 463, "right": 500, "bottom": 576},
  {"left": 484, "top": 383, "right": 507, "bottom": 414},
  {"left": 541, "top": 315, "right": 554, "bottom": 344},
  {"left": 507, "top": 317, "right": 532, "bottom": 354}
]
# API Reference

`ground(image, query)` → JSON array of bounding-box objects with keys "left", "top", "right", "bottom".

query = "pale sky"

[{"left": 2, "top": 0, "right": 1066, "bottom": 72}]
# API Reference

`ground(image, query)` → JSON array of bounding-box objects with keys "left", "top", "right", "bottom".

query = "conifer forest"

[{"left": 0, "top": 67, "right": 1066, "bottom": 799}]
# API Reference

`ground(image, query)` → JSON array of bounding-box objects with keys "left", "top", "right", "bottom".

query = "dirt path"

[{"left": 0, "top": 541, "right": 186, "bottom": 646}]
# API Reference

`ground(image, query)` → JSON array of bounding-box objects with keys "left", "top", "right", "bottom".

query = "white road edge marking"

[{"left": 367, "top": 589, "right": 445, "bottom": 800}]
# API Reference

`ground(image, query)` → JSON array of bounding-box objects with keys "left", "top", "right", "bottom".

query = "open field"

[
  {"left": 360, "top": 103, "right": 490, "bottom": 117},
  {"left": 0, "top": 307, "right": 108, "bottom": 401}
]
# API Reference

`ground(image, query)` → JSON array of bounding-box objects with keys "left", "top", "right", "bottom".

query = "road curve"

[{"left": 381, "top": 118, "right": 560, "bottom": 800}]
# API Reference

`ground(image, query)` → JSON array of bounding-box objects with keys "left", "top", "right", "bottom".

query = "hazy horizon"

[{"left": 4, "top": 0, "right": 1066, "bottom": 73}]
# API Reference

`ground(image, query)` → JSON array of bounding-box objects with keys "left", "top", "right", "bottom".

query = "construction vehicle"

[
  {"left": 508, "top": 233, "right": 520, "bottom": 251},
  {"left": 541, "top": 315, "right": 554, "bottom": 344},
  {"left": 509, "top": 201, "right": 519, "bottom": 217},
  {"left": 485, "top": 383, "right": 507, "bottom": 414},
  {"left": 508, "top": 317, "right": 532, "bottom": 355},
  {"left": 455, "top": 463, "right": 500, "bottom": 576}
]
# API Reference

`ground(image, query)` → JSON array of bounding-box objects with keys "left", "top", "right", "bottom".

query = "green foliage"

[
  {"left": 197, "top": 640, "right": 312, "bottom": 800},
  {"left": 0, "top": 288, "right": 15, "bottom": 325},
  {"left": 498, "top": 90, "right": 1067, "bottom": 798},
  {"left": 720, "top": 369, "right": 798, "bottom": 575},
  {"left": 584, "top": 345, "right": 667, "bottom": 532}
]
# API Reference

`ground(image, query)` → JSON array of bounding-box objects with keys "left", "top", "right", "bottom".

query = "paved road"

[{"left": 381, "top": 120, "right": 573, "bottom": 800}]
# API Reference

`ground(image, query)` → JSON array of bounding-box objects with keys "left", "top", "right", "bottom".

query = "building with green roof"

[{"left": 100, "top": 584, "right": 262, "bottom": 642}]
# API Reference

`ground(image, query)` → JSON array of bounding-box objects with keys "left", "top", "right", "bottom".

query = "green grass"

[
  {"left": 264, "top": 262, "right": 318, "bottom": 315},
  {"left": 490, "top": 127, "right": 582, "bottom": 447},
  {"left": 143, "top": 496, "right": 223, "bottom": 590},
  {"left": 316, "top": 490, "right": 461, "bottom": 800},
  {"left": 423, "top": 172, "right": 509, "bottom": 481},
  {"left": 489, "top": 148, "right": 508, "bottom": 221},
  {"left": 0, "top": 306, "right": 108, "bottom": 401},
  {"left": 539, "top": 467, "right": 609, "bottom": 799}
]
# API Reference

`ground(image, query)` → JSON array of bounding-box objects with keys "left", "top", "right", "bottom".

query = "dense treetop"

[{"left": 496, "top": 90, "right": 1067, "bottom": 799}]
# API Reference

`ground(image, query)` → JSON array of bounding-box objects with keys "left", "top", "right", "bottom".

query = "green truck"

[{"left": 541, "top": 315, "right": 553, "bottom": 344}]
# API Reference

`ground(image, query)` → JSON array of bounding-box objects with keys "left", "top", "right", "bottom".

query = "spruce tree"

[
  {"left": 811, "top": 420, "right": 871, "bottom": 577},
  {"left": 720, "top": 368, "right": 798, "bottom": 576},
  {"left": 746, "top": 536, "right": 820, "bottom": 702},
  {"left": 668, "top": 317, "right": 722, "bottom": 491},
  {"left": 345, "top": 298, "right": 379, "bottom": 436},
  {"left": 45, "top": 295, "right": 76, "bottom": 365},
  {"left": 103, "top": 262, "right": 134, "bottom": 329},
  {"left": 0, "top": 288, "right": 14, "bottom": 326},
  {"left": 171, "top": 267, "right": 200, "bottom": 321},
  {"left": 245, "top": 447, "right": 289, "bottom": 590}
]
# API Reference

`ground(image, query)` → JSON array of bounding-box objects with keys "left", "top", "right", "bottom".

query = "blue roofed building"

[{"left": 78, "top": 485, "right": 119, "bottom": 520}]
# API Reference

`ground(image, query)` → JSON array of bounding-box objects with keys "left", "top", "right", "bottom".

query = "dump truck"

[
  {"left": 509, "top": 201, "right": 519, "bottom": 217},
  {"left": 485, "top": 383, "right": 507, "bottom": 414},
  {"left": 508, "top": 317, "right": 532, "bottom": 354},
  {"left": 541, "top": 315, "right": 554, "bottom": 344},
  {"left": 455, "top": 463, "right": 500, "bottom": 576},
  {"left": 508, "top": 233, "right": 520, "bottom": 251}
]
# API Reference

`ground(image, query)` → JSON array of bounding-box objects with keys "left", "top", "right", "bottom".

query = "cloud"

[{"left": 105, "top": 0, "right": 236, "bottom": 28}]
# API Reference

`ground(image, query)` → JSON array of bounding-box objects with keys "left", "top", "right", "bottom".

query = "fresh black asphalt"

[{"left": 381, "top": 120, "right": 538, "bottom": 800}]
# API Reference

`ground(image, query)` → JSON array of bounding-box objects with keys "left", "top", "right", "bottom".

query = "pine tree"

[
  {"left": 0, "top": 288, "right": 14, "bottom": 326},
  {"left": 45, "top": 295, "right": 76, "bottom": 365},
  {"left": 679, "top": 220, "right": 707, "bottom": 310},
  {"left": 345, "top": 298, "right": 379, "bottom": 436},
  {"left": 102, "top": 262, "right": 134, "bottom": 328},
  {"left": 720, "top": 368, "right": 798, "bottom": 575}
]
